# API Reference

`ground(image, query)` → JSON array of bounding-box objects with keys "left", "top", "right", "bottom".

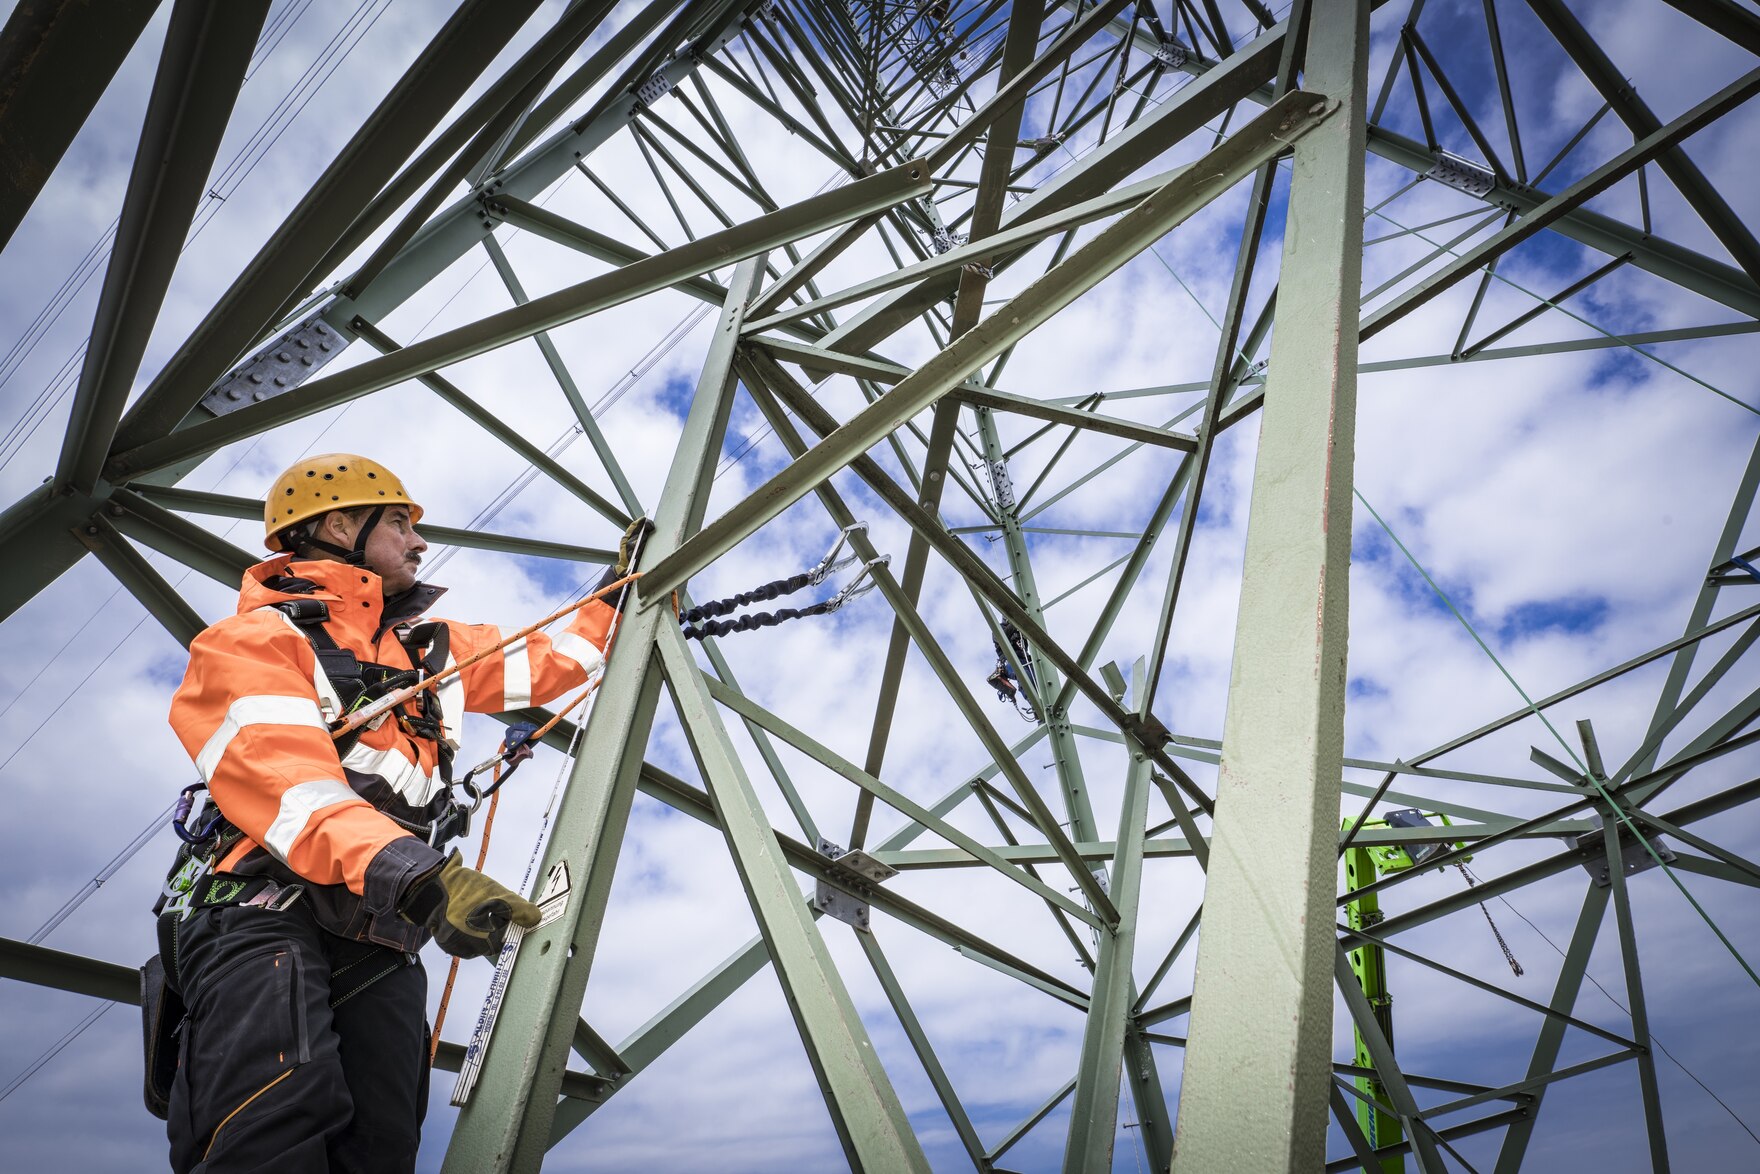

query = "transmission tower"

[{"left": 1, "top": 1, "right": 1757, "bottom": 1170}]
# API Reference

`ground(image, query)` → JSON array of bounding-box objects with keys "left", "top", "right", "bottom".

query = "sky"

[{"left": 0, "top": 1, "right": 1757, "bottom": 1171}]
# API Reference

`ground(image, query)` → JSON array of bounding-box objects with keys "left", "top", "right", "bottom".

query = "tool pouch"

[{"left": 139, "top": 953, "right": 185, "bottom": 1121}]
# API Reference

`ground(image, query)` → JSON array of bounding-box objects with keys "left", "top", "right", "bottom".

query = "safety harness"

[
  {"left": 986, "top": 620, "right": 1040, "bottom": 723},
  {"left": 153, "top": 582, "right": 483, "bottom": 943}
]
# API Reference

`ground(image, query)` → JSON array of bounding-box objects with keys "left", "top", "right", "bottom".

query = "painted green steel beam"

[
  {"left": 1366, "top": 774, "right": 1760, "bottom": 942},
  {"left": 549, "top": 933, "right": 774, "bottom": 1144},
  {"left": 341, "top": 0, "right": 741, "bottom": 321},
  {"left": 311, "top": 0, "right": 639, "bottom": 295},
  {"left": 847, "top": 399, "right": 958, "bottom": 850},
  {"left": 1364, "top": 124, "right": 1760, "bottom": 320},
  {"left": 1334, "top": 924, "right": 1637, "bottom": 1051},
  {"left": 736, "top": 355, "right": 1120, "bottom": 921},
  {"left": 0, "top": 0, "right": 161, "bottom": 254},
  {"left": 99, "top": 0, "right": 754, "bottom": 484},
  {"left": 742, "top": 0, "right": 1079, "bottom": 323},
  {"left": 751, "top": 348, "right": 1217, "bottom": 835},
  {"left": 875, "top": 836, "right": 1194, "bottom": 866},
  {"left": 334, "top": 0, "right": 620, "bottom": 303},
  {"left": 872, "top": 728, "right": 1048, "bottom": 854},
  {"left": 990, "top": 1076, "right": 1078, "bottom": 1164},
  {"left": 1173, "top": 3, "right": 1368, "bottom": 1169},
  {"left": 130, "top": 484, "right": 616, "bottom": 566},
  {"left": 1143, "top": 3, "right": 1310, "bottom": 708},
  {"left": 1523, "top": 0, "right": 1760, "bottom": 287},
  {"left": 1492, "top": 883, "right": 1610, "bottom": 1173},
  {"left": 350, "top": 319, "right": 629, "bottom": 527},
  {"left": 1600, "top": 821, "right": 1672, "bottom": 1168},
  {"left": 1331, "top": 946, "right": 1447, "bottom": 1172},
  {"left": 471, "top": 235, "right": 644, "bottom": 506},
  {"left": 105, "top": 160, "right": 931, "bottom": 480},
  {"left": 1361, "top": 67, "right": 1760, "bottom": 343},
  {"left": 947, "top": 0, "right": 1044, "bottom": 339},
  {"left": 0, "top": 485, "right": 117, "bottom": 621},
  {"left": 55, "top": 0, "right": 266, "bottom": 495},
  {"left": 111, "top": 0, "right": 546, "bottom": 450},
  {"left": 441, "top": 259, "right": 763, "bottom": 1174},
  {"left": 815, "top": 15, "right": 1292, "bottom": 362},
  {"left": 1623, "top": 430, "right": 1760, "bottom": 792},
  {"left": 857, "top": 932, "right": 989, "bottom": 1170},
  {"left": 485, "top": 195, "right": 728, "bottom": 307},
  {"left": 0, "top": 933, "right": 138, "bottom": 1004},
  {"left": 1405, "top": 602, "right": 1760, "bottom": 768},
  {"left": 1063, "top": 749, "right": 1153, "bottom": 1171},
  {"left": 644, "top": 88, "right": 1334, "bottom": 603},
  {"left": 108, "top": 487, "right": 254, "bottom": 587},
  {"left": 621, "top": 756, "right": 1093, "bottom": 1005},
  {"left": 1096, "top": 1, "right": 1760, "bottom": 318},
  {"left": 704, "top": 674, "right": 1104, "bottom": 928},
  {"left": 75, "top": 514, "right": 203, "bottom": 647},
  {"left": 1323, "top": 1107, "right": 1532, "bottom": 1173},
  {"left": 1661, "top": 0, "right": 1760, "bottom": 55},
  {"left": 950, "top": 385, "right": 1198, "bottom": 452},
  {"left": 1420, "top": 1048, "right": 1638, "bottom": 1121},
  {"left": 657, "top": 619, "right": 932, "bottom": 1173},
  {"left": 740, "top": 165, "right": 1196, "bottom": 336},
  {"left": 496, "top": 706, "right": 1075, "bottom": 1005}
]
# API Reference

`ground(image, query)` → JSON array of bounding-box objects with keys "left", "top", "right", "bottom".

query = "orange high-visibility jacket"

[{"left": 168, "top": 556, "right": 616, "bottom": 949}]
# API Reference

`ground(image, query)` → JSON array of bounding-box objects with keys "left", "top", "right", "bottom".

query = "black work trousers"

[{"left": 166, "top": 898, "right": 429, "bottom": 1173}]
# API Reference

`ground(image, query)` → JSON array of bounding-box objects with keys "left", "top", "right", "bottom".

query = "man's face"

[{"left": 339, "top": 506, "right": 427, "bottom": 595}]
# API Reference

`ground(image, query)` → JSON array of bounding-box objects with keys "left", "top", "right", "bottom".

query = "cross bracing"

[{"left": 0, "top": 0, "right": 1756, "bottom": 1169}]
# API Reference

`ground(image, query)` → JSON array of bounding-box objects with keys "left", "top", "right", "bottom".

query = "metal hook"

[
  {"left": 824, "top": 555, "right": 889, "bottom": 611},
  {"left": 809, "top": 522, "right": 867, "bottom": 585}
]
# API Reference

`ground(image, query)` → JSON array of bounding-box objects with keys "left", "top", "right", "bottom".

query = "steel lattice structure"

[{"left": 1, "top": 0, "right": 1757, "bottom": 1170}]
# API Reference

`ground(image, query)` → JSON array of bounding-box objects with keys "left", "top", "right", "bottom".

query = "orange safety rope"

[
  {"left": 334, "top": 573, "right": 637, "bottom": 741},
  {"left": 427, "top": 677, "right": 599, "bottom": 1067}
]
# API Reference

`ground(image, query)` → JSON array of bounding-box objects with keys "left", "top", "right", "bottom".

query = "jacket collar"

[{"left": 238, "top": 556, "right": 447, "bottom": 648}]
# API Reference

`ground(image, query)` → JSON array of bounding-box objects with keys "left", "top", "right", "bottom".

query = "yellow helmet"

[{"left": 264, "top": 453, "right": 423, "bottom": 552}]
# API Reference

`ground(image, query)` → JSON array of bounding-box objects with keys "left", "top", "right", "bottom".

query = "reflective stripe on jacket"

[{"left": 168, "top": 555, "right": 616, "bottom": 948}]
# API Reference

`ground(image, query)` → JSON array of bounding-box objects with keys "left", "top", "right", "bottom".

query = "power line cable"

[
  {"left": 1355, "top": 487, "right": 1760, "bottom": 991},
  {"left": 0, "top": 1004, "right": 113, "bottom": 1106},
  {"left": 1495, "top": 894, "right": 1760, "bottom": 1148},
  {"left": 0, "top": 0, "right": 391, "bottom": 476},
  {"left": 27, "top": 799, "right": 177, "bottom": 944}
]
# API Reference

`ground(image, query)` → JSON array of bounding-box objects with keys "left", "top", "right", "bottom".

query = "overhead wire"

[
  {"left": 1494, "top": 893, "right": 1760, "bottom": 1148},
  {"left": 1354, "top": 487, "right": 1760, "bottom": 992},
  {"left": 0, "top": 1004, "right": 113, "bottom": 1106},
  {"left": 1362, "top": 206, "right": 1759, "bottom": 417},
  {"left": 243, "top": 0, "right": 316, "bottom": 82},
  {"left": 0, "top": 0, "right": 393, "bottom": 477}
]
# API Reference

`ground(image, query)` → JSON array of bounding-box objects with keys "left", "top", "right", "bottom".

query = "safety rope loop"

[
  {"left": 681, "top": 555, "right": 887, "bottom": 641},
  {"left": 329, "top": 571, "right": 640, "bottom": 741},
  {"left": 678, "top": 523, "right": 869, "bottom": 622},
  {"left": 679, "top": 571, "right": 812, "bottom": 621}
]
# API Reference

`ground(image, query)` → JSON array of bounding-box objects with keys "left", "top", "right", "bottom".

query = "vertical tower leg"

[{"left": 1172, "top": 1, "right": 1368, "bottom": 1169}]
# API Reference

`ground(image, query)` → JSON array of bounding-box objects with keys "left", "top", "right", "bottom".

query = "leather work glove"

[
  {"left": 399, "top": 851, "right": 540, "bottom": 958},
  {"left": 614, "top": 516, "right": 654, "bottom": 578},
  {"left": 595, "top": 516, "right": 654, "bottom": 600}
]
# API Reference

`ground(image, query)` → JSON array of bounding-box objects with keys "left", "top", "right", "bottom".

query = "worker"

[{"left": 153, "top": 453, "right": 640, "bottom": 1173}]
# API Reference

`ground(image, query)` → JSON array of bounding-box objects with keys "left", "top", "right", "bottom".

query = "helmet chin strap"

[{"left": 298, "top": 505, "right": 387, "bottom": 568}]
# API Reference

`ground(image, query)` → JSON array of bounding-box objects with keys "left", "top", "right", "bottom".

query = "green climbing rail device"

[{"left": 1342, "top": 809, "right": 1469, "bottom": 1171}]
